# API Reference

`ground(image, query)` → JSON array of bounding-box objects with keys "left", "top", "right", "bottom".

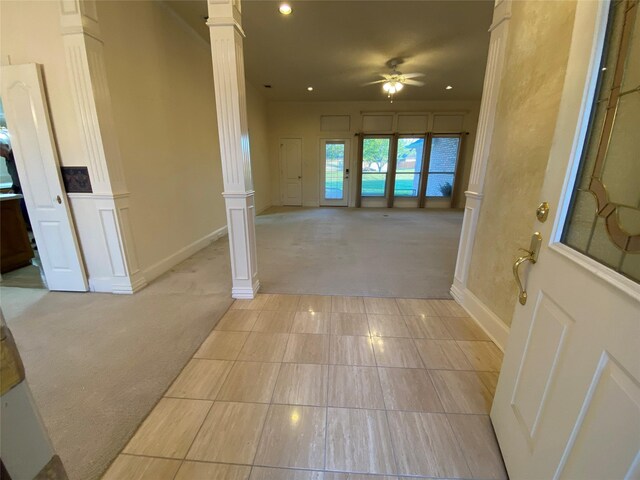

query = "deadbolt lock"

[{"left": 536, "top": 202, "right": 550, "bottom": 223}]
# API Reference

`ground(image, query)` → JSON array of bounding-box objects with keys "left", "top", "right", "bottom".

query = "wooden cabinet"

[{"left": 1, "top": 195, "right": 34, "bottom": 273}]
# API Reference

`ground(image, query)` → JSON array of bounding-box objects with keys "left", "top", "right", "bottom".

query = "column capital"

[
  {"left": 206, "top": 0, "right": 244, "bottom": 35},
  {"left": 490, "top": 0, "right": 512, "bottom": 32},
  {"left": 59, "top": 0, "right": 101, "bottom": 39}
]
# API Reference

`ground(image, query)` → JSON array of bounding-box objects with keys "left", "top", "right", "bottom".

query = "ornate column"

[
  {"left": 207, "top": 0, "right": 260, "bottom": 298},
  {"left": 59, "top": 0, "right": 145, "bottom": 293},
  {"left": 451, "top": 0, "right": 512, "bottom": 301}
]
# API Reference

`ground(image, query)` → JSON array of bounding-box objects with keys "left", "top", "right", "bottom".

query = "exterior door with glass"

[
  {"left": 320, "top": 139, "right": 350, "bottom": 206},
  {"left": 491, "top": 1, "right": 640, "bottom": 478}
]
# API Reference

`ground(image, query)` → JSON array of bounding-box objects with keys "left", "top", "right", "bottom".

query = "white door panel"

[
  {"left": 491, "top": 2, "right": 640, "bottom": 478},
  {"left": 2, "top": 64, "right": 88, "bottom": 291},
  {"left": 280, "top": 138, "right": 302, "bottom": 206}
]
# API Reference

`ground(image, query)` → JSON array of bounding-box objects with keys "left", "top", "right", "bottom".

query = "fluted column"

[
  {"left": 451, "top": 0, "right": 512, "bottom": 300},
  {"left": 59, "top": 0, "right": 145, "bottom": 294},
  {"left": 207, "top": 0, "right": 260, "bottom": 298}
]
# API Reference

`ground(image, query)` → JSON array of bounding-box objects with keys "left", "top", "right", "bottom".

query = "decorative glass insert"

[
  {"left": 324, "top": 142, "right": 345, "bottom": 200},
  {"left": 361, "top": 137, "right": 390, "bottom": 197},
  {"left": 394, "top": 137, "right": 425, "bottom": 197},
  {"left": 426, "top": 136, "right": 461, "bottom": 197},
  {"left": 562, "top": 0, "right": 639, "bottom": 282}
]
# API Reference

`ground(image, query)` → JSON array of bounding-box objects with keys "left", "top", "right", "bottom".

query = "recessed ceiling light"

[
  {"left": 279, "top": 3, "right": 292, "bottom": 15},
  {"left": 446, "top": 85, "right": 453, "bottom": 90},
  {"left": 307, "top": 86, "right": 314, "bottom": 91}
]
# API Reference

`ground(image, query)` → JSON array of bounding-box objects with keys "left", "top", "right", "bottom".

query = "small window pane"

[
  {"left": 362, "top": 173, "right": 387, "bottom": 196},
  {"left": 394, "top": 137, "right": 424, "bottom": 197},
  {"left": 426, "top": 173, "right": 455, "bottom": 197},
  {"left": 429, "top": 137, "right": 460, "bottom": 172},
  {"left": 362, "top": 137, "right": 390, "bottom": 197},
  {"left": 325, "top": 142, "right": 344, "bottom": 200},
  {"left": 394, "top": 173, "right": 421, "bottom": 197}
]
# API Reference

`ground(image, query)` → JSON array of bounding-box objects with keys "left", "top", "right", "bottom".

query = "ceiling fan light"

[
  {"left": 395, "top": 82, "right": 403, "bottom": 91},
  {"left": 383, "top": 82, "right": 391, "bottom": 92}
]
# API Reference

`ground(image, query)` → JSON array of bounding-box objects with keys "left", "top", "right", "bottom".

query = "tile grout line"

[
  {"left": 370, "top": 324, "right": 402, "bottom": 478},
  {"left": 253, "top": 299, "right": 287, "bottom": 469}
]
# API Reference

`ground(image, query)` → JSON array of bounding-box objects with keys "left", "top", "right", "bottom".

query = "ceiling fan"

[{"left": 366, "top": 58, "right": 425, "bottom": 102}]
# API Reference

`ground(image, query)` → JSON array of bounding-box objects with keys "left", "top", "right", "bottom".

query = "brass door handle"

[{"left": 513, "top": 232, "right": 542, "bottom": 305}]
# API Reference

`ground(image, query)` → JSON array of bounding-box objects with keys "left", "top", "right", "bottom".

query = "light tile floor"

[{"left": 103, "top": 294, "right": 507, "bottom": 480}]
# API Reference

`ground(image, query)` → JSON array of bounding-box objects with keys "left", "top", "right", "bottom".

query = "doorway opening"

[
  {"left": 1, "top": 64, "right": 88, "bottom": 293},
  {"left": 0, "top": 120, "right": 47, "bottom": 289}
]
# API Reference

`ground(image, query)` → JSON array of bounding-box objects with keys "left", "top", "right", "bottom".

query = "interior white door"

[
  {"left": 280, "top": 138, "right": 302, "bottom": 206},
  {"left": 1, "top": 64, "right": 88, "bottom": 292},
  {"left": 491, "top": 2, "right": 639, "bottom": 479},
  {"left": 320, "top": 139, "right": 350, "bottom": 207}
]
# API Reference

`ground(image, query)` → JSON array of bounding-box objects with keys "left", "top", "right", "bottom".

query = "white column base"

[
  {"left": 232, "top": 279, "right": 261, "bottom": 299},
  {"left": 223, "top": 191, "right": 260, "bottom": 299},
  {"left": 68, "top": 193, "right": 146, "bottom": 294},
  {"left": 453, "top": 191, "right": 483, "bottom": 288}
]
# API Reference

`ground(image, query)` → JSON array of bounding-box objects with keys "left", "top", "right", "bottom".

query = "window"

[
  {"left": 425, "top": 136, "right": 461, "bottom": 198},
  {"left": 394, "top": 137, "right": 424, "bottom": 197},
  {"left": 357, "top": 133, "right": 463, "bottom": 207},
  {"left": 361, "top": 137, "right": 391, "bottom": 197}
]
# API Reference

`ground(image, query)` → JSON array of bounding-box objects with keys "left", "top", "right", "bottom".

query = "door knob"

[
  {"left": 513, "top": 232, "right": 542, "bottom": 305},
  {"left": 56, "top": 195, "right": 62, "bottom": 204}
]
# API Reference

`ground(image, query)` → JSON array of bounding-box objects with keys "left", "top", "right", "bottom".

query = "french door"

[
  {"left": 319, "top": 139, "right": 350, "bottom": 207},
  {"left": 357, "top": 133, "right": 463, "bottom": 208}
]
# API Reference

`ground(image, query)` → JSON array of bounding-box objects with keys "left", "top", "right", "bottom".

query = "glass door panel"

[
  {"left": 320, "top": 139, "right": 349, "bottom": 206},
  {"left": 325, "top": 142, "right": 345, "bottom": 200},
  {"left": 361, "top": 137, "right": 391, "bottom": 197},
  {"left": 394, "top": 137, "right": 425, "bottom": 197},
  {"left": 425, "top": 136, "right": 461, "bottom": 200},
  {"left": 562, "top": 0, "right": 639, "bottom": 282}
]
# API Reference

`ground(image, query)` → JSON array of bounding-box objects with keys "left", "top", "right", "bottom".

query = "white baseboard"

[
  {"left": 142, "top": 225, "right": 228, "bottom": 284},
  {"left": 256, "top": 203, "right": 272, "bottom": 216},
  {"left": 451, "top": 282, "right": 510, "bottom": 351}
]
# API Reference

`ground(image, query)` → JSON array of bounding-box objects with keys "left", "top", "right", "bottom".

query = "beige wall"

[
  {"left": 0, "top": 1, "right": 86, "bottom": 167},
  {"left": 98, "top": 0, "right": 226, "bottom": 274},
  {"left": 467, "top": 0, "right": 578, "bottom": 326},
  {"left": 267, "top": 100, "right": 480, "bottom": 208},
  {"left": 246, "top": 83, "right": 272, "bottom": 214}
]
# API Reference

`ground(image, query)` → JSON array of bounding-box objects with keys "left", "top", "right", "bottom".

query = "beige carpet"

[
  {"left": 257, "top": 207, "right": 463, "bottom": 298},
  {"left": 0, "top": 240, "right": 234, "bottom": 480}
]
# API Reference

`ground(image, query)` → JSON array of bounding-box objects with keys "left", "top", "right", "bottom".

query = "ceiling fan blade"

[
  {"left": 403, "top": 79, "right": 425, "bottom": 86},
  {"left": 402, "top": 73, "right": 425, "bottom": 79},
  {"left": 363, "top": 79, "right": 388, "bottom": 86}
]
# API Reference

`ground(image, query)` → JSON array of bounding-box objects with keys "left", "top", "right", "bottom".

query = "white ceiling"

[{"left": 166, "top": 0, "right": 493, "bottom": 102}]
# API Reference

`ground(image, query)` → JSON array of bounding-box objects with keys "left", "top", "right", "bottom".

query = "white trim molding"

[
  {"left": 207, "top": 0, "right": 260, "bottom": 299},
  {"left": 451, "top": 282, "right": 510, "bottom": 351},
  {"left": 452, "top": 0, "right": 512, "bottom": 335},
  {"left": 59, "top": 0, "right": 145, "bottom": 294}
]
